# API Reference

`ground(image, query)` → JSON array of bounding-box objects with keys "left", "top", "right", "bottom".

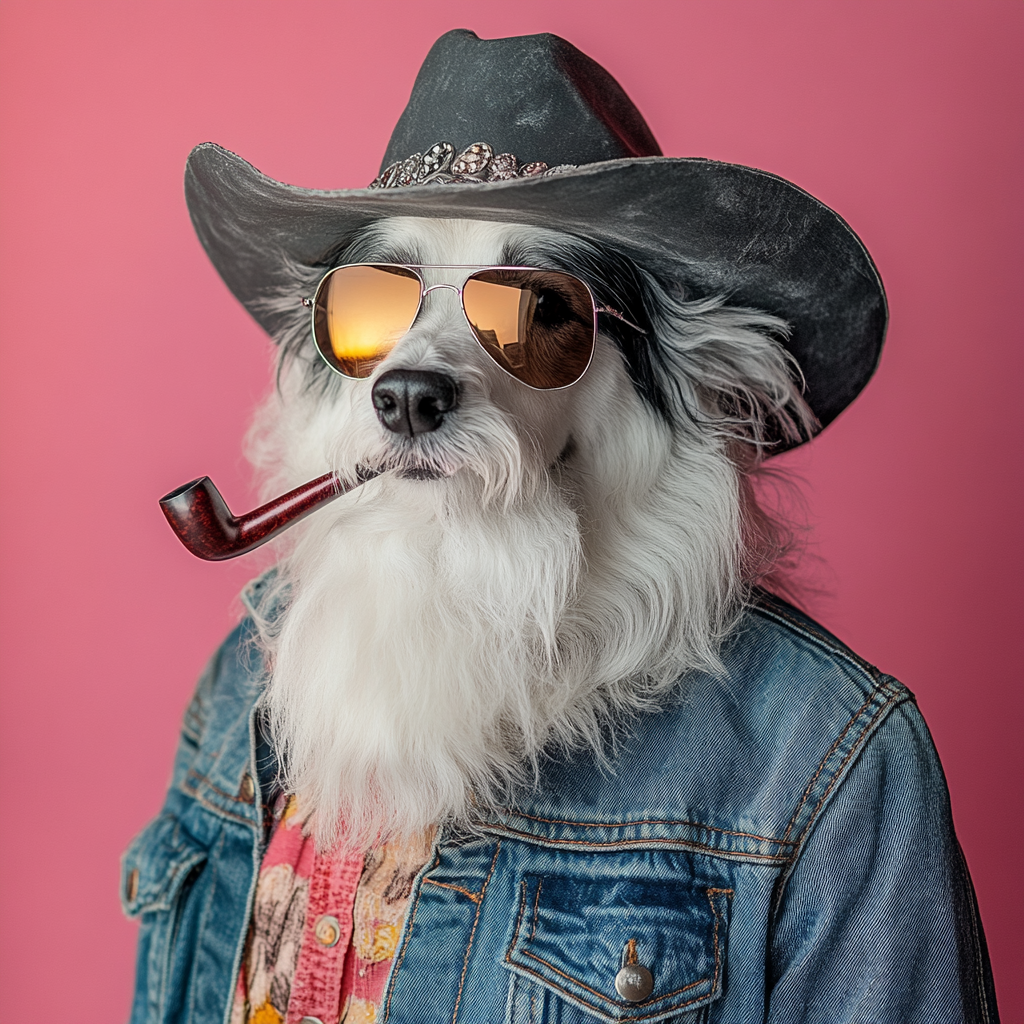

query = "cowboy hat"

[{"left": 185, "top": 29, "right": 886, "bottom": 438}]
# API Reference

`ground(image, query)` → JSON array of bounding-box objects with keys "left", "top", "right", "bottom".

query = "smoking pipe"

[{"left": 159, "top": 469, "right": 376, "bottom": 560}]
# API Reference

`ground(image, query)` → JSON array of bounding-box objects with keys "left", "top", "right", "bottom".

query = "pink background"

[{"left": 1, "top": 2, "right": 1021, "bottom": 1020}]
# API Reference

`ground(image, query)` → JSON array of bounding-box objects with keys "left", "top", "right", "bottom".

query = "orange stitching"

[
  {"left": 380, "top": 848, "right": 439, "bottom": 1023},
  {"left": 625, "top": 938, "right": 638, "bottom": 965},
  {"left": 420, "top": 879, "right": 482, "bottom": 904},
  {"left": 504, "top": 881, "right": 733, "bottom": 1020},
  {"left": 519, "top": 947, "right": 707, "bottom": 1004},
  {"left": 529, "top": 880, "right": 542, "bottom": 940},
  {"left": 508, "top": 958, "right": 715, "bottom": 1020},
  {"left": 506, "top": 879, "right": 529, "bottom": 967},
  {"left": 506, "top": 881, "right": 730, "bottom": 1015},
  {"left": 505, "top": 810, "right": 793, "bottom": 847},
  {"left": 183, "top": 768, "right": 255, "bottom": 805},
  {"left": 781, "top": 689, "right": 883, "bottom": 842},
  {"left": 795, "top": 696, "right": 900, "bottom": 846},
  {"left": 514, "top": 959, "right": 712, "bottom": 1020},
  {"left": 450, "top": 842, "right": 501, "bottom": 1024},
  {"left": 184, "top": 787, "right": 255, "bottom": 826},
  {"left": 486, "top": 824, "right": 791, "bottom": 862},
  {"left": 711, "top": 903, "right": 721, "bottom": 990},
  {"left": 705, "top": 887, "right": 732, "bottom": 994}
]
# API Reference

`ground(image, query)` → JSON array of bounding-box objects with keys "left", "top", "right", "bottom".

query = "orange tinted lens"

[
  {"left": 313, "top": 265, "right": 421, "bottom": 377},
  {"left": 462, "top": 270, "right": 595, "bottom": 388}
]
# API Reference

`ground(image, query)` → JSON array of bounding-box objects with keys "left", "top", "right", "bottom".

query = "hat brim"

[{"left": 185, "top": 142, "right": 886, "bottom": 434}]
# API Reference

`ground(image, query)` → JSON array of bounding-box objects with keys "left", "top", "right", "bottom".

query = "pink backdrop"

[{"left": 1, "top": 2, "right": 1021, "bottom": 1020}]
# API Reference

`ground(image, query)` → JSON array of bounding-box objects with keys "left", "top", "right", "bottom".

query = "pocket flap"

[
  {"left": 120, "top": 814, "right": 208, "bottom": 917},
  {"left": 505, "top": 874, "right": 732, "bottom": 1022}
]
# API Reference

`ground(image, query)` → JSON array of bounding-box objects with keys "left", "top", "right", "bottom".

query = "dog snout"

[{"left": 372, "top": 369, "right": 459, "bottom": 437}]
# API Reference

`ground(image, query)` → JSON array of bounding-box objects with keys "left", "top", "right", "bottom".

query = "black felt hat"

[{"left": 185, "top": 29, "right": 886, "bottom": 437}]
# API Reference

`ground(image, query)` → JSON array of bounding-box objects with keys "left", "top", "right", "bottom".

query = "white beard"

[
  {"left": 248, "top": 217, "right": 813, "bottom": 850},
  {"left": 256, "top": 428, "right": 744, "bottom": 849},
  {"left": 258, "top": 470, "right": 581, "bottom": 848}
]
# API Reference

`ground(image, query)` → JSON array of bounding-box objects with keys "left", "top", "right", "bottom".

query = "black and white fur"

[{"left": 246, "top": 217, "right": 815, "bottom": 848}]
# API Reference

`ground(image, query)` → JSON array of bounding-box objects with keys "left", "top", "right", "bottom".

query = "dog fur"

[{"left": 244, "top": 217, "right": 816, "bottom": 849}]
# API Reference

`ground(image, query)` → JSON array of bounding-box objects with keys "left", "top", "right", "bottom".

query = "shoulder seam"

[
  {"left": 770, "top": 679, "right": 914, "bottom": 919},
  {"left": 787, "top": 679, "right": 910, "bottom": 846},
  {"left": 772, "top": 678, "right": 912, "bottom": 919}
]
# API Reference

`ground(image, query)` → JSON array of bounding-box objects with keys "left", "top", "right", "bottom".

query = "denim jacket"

[{"left": 121, "top": 586, "right": 997, "bottom": 1024}]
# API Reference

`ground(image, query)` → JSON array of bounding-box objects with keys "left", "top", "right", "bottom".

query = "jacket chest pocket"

[{"left": 503, "top": 873, "right": 731, "bottom": 1023}]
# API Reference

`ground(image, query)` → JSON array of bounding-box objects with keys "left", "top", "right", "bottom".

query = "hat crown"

[
  {"left": 185, "top": 30, "right": 886, "bottom": 445},
  {"left": 380, "top": 30, "right": 662, "bottom": 174}
]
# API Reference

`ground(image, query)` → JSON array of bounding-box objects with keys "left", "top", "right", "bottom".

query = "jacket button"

[
  {"left": 615, "top": 964, "right": 654, "bottom": 1002},
  {"left": 238, "top": 772, "right": 255, "bottom": 802},
  {"left": 125, "top": 867, "right": 139, "bottom": 902},
  {"left": 314, "top": 914, "right": 341, "bottom": 947}
]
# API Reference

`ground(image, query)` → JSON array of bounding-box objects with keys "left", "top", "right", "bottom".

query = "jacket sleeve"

[
  {"left": 167, "top": 641, "right": 225, "bottom": 793},
  {"left": 766, "top": 699, "right": 998, "bottom": 1024}
]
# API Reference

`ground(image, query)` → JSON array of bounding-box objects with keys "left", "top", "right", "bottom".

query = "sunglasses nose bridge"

[
  {"left": 419, "top": 281, "right": 471, "bottom": 336},
  {"left": 421, "top": 282, "right": 462, "bottom": 298}
]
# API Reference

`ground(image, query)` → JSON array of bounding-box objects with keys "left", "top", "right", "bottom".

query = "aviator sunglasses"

[{"left": 304, "top": 264, "right": 645, "bottom": 390}]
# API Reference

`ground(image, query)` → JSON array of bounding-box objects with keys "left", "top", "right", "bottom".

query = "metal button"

[
  {"left": 314, "top": 914, "right": 341, "bottom": 947},
  {"left": 615, "top": 963, "right": 654, "bottom": 1002},
  {"left": 299, "top": 1018, "right": 324, "bottom": 1024},
  {"left": 238, "top": 772, "right": 255, "bottom": 802},
  {"left": 616, "top": 939, "right": 654, "bottom": 1002},
  {"left": 125, "top": 867, "right": 139, "bottom": 902}
]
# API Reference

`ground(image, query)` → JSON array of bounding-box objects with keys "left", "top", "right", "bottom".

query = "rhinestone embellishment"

[
  {"left": 368, "top": 141, "right": 570, "bottom": 189},
  {"left": 451, "top": 142, "right": 492, "bottom": 175},
  {"left": 520, "top": 161, "right": 549, "bottom": 177},
  {"left": 419, "top": 142, "right": 454, "bottom": 179},
  {"left": 376, "top": 162, "right": 401, "bottom": 189},
  {"left": 488, "top": 152, "right": 518, "bottom": 180},
  {"left": 397, "top": 154, "right": 421, "bottom": 187}
]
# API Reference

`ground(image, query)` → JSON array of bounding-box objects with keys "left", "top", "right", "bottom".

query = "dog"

[
  {"left": 244, "top": 215, "right": 815, "bottom": 849},
  {"left": 125, "top": 34, "right": 995, "bottom": 1023}
]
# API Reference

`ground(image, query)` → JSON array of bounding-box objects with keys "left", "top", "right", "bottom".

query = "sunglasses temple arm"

[
  {"left": 597, "top": 305, "right": 647, "bottom": 335},
  {"left": 159, "top": 468, "right": 378, "bottom": 560}
]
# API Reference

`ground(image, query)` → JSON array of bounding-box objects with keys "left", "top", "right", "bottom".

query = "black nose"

[{"left": 371, "top": 369, "right": 459, "bottom": 436}]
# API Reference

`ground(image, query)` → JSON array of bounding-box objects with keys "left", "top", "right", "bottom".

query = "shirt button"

[
  {"left": 238, "top": 772, "right": 255, "bottom": 802},
  {"left": 125, "top": 867, "right": 139, "bottom": 902},
  {"left": 615, "top": 963, "right": 654, "bottom": 1002},
  {"left": 314, "top": 914, "right": 341, "bottom": 947}
]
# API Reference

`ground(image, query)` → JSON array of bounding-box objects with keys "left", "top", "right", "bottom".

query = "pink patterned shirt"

[{"left": 230, "top": 797, "right": 434, "bottom": 1024}]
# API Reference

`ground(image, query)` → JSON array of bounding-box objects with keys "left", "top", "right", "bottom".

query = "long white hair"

[{"left": 244, "top": 217, "right": 815, "bottom": 848}]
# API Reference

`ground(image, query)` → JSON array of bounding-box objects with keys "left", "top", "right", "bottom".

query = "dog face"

[
  {"left": 250, "top": 217, "right": 813, "bottom": 848},
  {"left": 334, "top": 220, "right": 587, "bottom": 480},
  {"left": 262, "top": 218, "right": 668, "bottom": 508}
]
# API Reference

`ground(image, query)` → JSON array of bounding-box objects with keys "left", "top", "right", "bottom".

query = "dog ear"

[{"left": 651, "top": 295, "right": 819, "bottom": 452}]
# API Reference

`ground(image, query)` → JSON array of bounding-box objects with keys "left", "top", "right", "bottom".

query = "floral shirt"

[{"left": 230, "top": 797, "right": 434, "bottom": 1024}]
